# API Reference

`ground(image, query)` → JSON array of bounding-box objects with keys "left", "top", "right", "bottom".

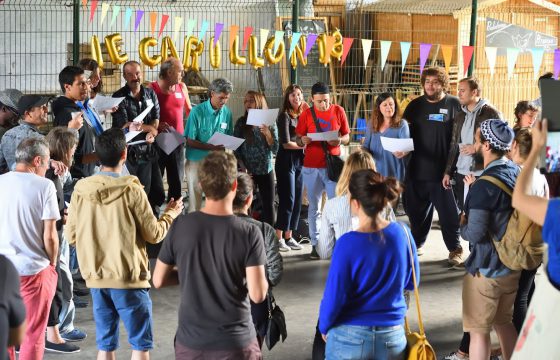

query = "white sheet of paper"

[
  {"left": 132, "top": 103, "right": 154, "bottom": 124},
  {"left": 246, "top": 108, "right": 279, "bottom": 127},
  {"left": 155, "top": 129, "right": 185, "bottom": 155},
  {"left": 92, "top": 95, "right": 124, "bottom": 112},
  {"left": 125, "top": 131, "right": 142, "bottom": 143},
  {"left": 307, "top": 130, "right": 339, "bottom": 142},
  {"left": 207, "top": 133, "right": 245, "bottom": 151},
  {"left": 127, "top": 140, "right": 148, "bottom": 146},
  {"left": 464, "top": 183, "right": 470, "bottom": 204},
  {"left": 380, "top": 137, "right": 414, "bottom": 152}
]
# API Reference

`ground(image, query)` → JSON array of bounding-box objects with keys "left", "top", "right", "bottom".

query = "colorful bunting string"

[
  {"left": 273, "top": 31, "right": 284, "bottom": 54},
  {"left": 242, "top": 27, "right": 253, "bottom": 51},
  {"left": 134, "top": 10, "right": 144, "bottom": 32},
  {"left": 100, "top": 2, "right": 110, "bottom": 24},
  {"left": 214, "top": 23, "right": 224, "bottom": 46},
  {"left": 462, "top": 45, "right": 474, "bottom": 76},
  {"left": 419, "top": 43, "right": 432, "bottom": 74},
  {"left": 229, "top": 25, "right": 240, "bottom": 51},
  {"left": 259, "top": 29, "right": 269, "bottom": 56},
  {"left": 186, "top": 19, "right": 196, "bottom": 39},
  {"left": 362, "top": 39, "right": 373, "bottom": 69},
  {"left": 340, "top": 38, "right": 354, "bottom": 66},
  {"left": 506, "top": 47, "right": 520, "bottom": 79},
  {"left": 304, "top": 34, "right": 318, "bottom": 58},
  {"left": 400, "top": 42, "right": 411, "bottom": 72},
  {"left": 172, "top": 16, "right": 183, "bottom": 41},
  {"left": 110, "top": 5, "right": 120, "bottom": 28},
  {"left": 379, "top": 40, "right": 391, "bottom": 71},
  {"left": 485, "top": 46, "right": 498, "bottom": 77},
  {"left": 288, "top": 32, "right": 302, "bottom": 59},
  {"left": 89, "top": 0, "right": 99, "bottom": 23},
  {"left": 150, "top": 12, "right": 157, "bottom": 35},
  {"left": 530, "top": 48, "right": 545, "bottom": 80},
  {"left": 123, "top": 8, "right": 132, "bottom": 29},
  {"left": 158, "top": 14, "right": 169, "bottom": 38},
  {"left": 199, "top": 21, "right": 209, "bottom": 40},
  {"left": 441, "top": 45, "right": 453, "bottom": 73}
]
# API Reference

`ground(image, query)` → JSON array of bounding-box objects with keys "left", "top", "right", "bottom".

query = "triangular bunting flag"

[
  {"left": 361, "top": 39, "right": 373, "bottom": 69},
  {"left": 531, "top": 48, "right": 545, "bottom": 80},
  {"left": 462, "top": 45, "right": 474, "bottom": 76},
  {"left": 89, "top": 0, "right": 99, "bottom": 23},
  {"left": 400, "top": 42, "right": 411, "bottom": 72},
  {"left": 325, "top": 36, "right": 336, "bottom": 60},
  {"left": 110, "top": 5, "right": 120, "bottom": 28},
  {"left": 485, "top": 47, "right": 497, "bottom": 77},
  {"left": 273, "top": 31, "right": 284, "bottom": 54},
  {"left": 380, "top": 40, "right": 391, "bottom": 71},
  {"left": 214, "top": 23, "right": 224, "bottom": 46},
  {"left": 242, "top": 27, "right": 253, "bottom": 51},
  {"left": 441, "top": 45, "right": 453, "bottom": 73},
  {"left": 186, "top": 19, "right": 196, "bottom": 39},
  {"left": 259, "top": 29, "right": 269, "bottom": 55},
  {"left": 123, "top": 8, "right": 133, "bottom": 29},
  {"left": 554, "top": 48, "right": 560, "bottom": 79},
  {"left": 506, "top": 47, "right": 520, "bottom": 79},
  {"left": 229, "top": 26, "right": 240, "bottom": 51},
  {"left": 134, "top": 10, "right": 144, "bottom": 32},
  {"left": 419, "top": 43, "right": 432, "bottom": 74},
  {"left": 158, "top": 14, "right": 169, "bottom": 38},
  {"left": 288, "top": 32, "right": 302, "bottom": 59},
  {"left": 82, "top": 0, "right": 88, "bottom": 6},
  {"left": 340, "top": 38, "right": 354, "bottom": 66},
  {"left": 199, "top": 21, "right": 209, "bottom": 40},
  {"left": 304, "top": 34, "right": 318, "bottom": 58},
  {"left": 150, "top": 12, "right": 158, "bottom": 35},
  {"left": 173, "top": 17, "right": 183, "bottom": 41},
  {"left": 100, "top": 2, "right": 110, "bottom": 25}
]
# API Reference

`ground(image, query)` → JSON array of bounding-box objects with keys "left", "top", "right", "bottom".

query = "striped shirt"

[{"left": 317, "top": 195, "right": 396, "bottom": 259}]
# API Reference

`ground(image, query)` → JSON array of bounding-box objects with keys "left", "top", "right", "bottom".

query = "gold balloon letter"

[
  {"left": 331, "top": 30, "right": 343, "bottom": 60},
  {"left": 264, "top": 36, "right": 285, "bottom": 65},
  {"left": 183, "top": 36, "right": 204, "bottom": 72},
  {"left": 317, "top": 34, "right": 329, "bottom": 66},
  {"left": 161, "top": 36, "right": 179, "bottom": 62},
  {"left": 139, "top": 37, "right": 162, "bottom": 69},
  {"left": 248, "top": 36, "right": 265, "bottom": 70},
  {"left": 229, "top": 35, "right": 247, "bottom": 66},
  {"left": 290, "top": 35, "right": 307, "bottom": 69},
  {"left": 209, "top": 37, "right": 221, "bottom": 69},
  {"left": 90, "top": 35, "right": 104, "bottom": 69},
  {"left": 104, "top": 33, "right": 128, "bottom": 65}
]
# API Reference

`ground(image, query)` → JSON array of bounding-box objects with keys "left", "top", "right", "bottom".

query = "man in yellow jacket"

[{"left": 65, "top": 128, "right": 183, "bottom": 360}]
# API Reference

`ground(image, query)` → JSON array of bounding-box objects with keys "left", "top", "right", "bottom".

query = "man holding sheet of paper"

[
  {"left": 295, "top": 82, "right": 350, "bottom": 260},
  {"left": 112, "top": 60, "right": 165, "bottom": 216},
  {"left": 184, "top": 78, "right": 234, "bottom": 212}
]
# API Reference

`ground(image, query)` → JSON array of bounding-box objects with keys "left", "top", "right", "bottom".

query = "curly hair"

[{"left": 421, "top": 67, "right": 450, "bottom": 93}]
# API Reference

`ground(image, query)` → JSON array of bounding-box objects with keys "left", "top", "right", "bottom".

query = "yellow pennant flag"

[{"left": 441, "top": 45, "right": 453, "bottom": 73}]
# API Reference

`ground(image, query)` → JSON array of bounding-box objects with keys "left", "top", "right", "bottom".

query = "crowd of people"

[{"left": 0, "top": 58, "right": 558, "bottom": 360}]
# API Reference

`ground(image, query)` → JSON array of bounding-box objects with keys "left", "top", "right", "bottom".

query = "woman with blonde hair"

[
  {"left": 234, "top": 90, "right": 279, "bottom": 226},
  {"left": 317, "top": 149, "right": 395, "bottom": 260}
]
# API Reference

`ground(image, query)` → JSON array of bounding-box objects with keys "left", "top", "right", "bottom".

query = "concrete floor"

[{"left": 44, "top": 216, "right": 475, "bottom": 360}]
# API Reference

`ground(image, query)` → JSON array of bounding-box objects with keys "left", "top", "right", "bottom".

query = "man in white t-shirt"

[{"left": 0, "top": 137, "right": 60, "bottom": 359}]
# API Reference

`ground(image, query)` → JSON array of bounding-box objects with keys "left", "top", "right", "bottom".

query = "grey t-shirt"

[{"left": 158, "top": 211, "right": 266, "bottom": 350}]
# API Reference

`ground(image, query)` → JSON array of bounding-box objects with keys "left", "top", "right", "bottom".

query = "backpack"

[{"left": 479, "top": 175, "right": 544, "bottom": 271}]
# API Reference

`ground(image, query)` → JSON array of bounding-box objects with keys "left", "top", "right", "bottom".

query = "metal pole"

[
  {"left": 468, "top": 0, "right": 478, "bottom": 76},
  {"left": 72, "top": 0, "right": 80, "bottom": 66},
  {"left": 290, "top": 0, "right": 299, "bottom": 85}
]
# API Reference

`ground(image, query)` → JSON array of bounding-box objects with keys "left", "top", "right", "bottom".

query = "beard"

[
  {"left": 425, "top": 89, "right": 444, "bottom": 101},
  {"left": 472, "top": 149, "right": 484, "bottom": 167}
]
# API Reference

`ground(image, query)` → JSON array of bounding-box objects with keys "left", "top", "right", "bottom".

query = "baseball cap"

[
  {"left": 0, "top": 89, "right": 23, "bottom": 113},
  {"left": 17, "top": 95, "right": 50, "bottom": 116}
]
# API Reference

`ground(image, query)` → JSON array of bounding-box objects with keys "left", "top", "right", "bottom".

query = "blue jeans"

[
  {"left": 326, "top": 324, "right": 407, "bottom": 360},
  {"left": 302, "top": 167, "right": 337, "bottom": 246},
  {"left": 91, "top": 288, "right": 153, "bottom": 351}
]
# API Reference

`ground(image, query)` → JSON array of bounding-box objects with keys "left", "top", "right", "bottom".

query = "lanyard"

[{"left": 77, "top": 100, "right": 104, "bottom": 136}]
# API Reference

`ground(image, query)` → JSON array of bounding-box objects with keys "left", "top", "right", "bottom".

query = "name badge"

[
  {"left": 439, "top": 108, "right": 448, "bottom": 114},
  {"left": 220, "top": 122, "right": 228, "bottom": 129},
  {"left": 175, "top": 92, "right": 182, "bottom": 99},
  {"left": 428, "top": 114, "right": 444, "bottom": 122}
]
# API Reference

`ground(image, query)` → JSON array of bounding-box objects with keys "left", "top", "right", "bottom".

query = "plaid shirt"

[{"left": 0, "top": 122, "right": 43, "bottom": 173}]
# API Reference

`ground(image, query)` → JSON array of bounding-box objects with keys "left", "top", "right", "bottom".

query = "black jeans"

[
  {"left": 47, "top": 261, "right": 63, "bottom": 327},
  {"left": 404, "top": 179, "right": 461, "bottom": 251},
  {"left": 275, "top": 150, "right": 303, "bottom": 232},
  {"left": 253, "top": 171, "right": 276, "bottom": 227},
  {"left": 127, "top": 156, "right": 165, "bottom": 212},
  {"left": 158, "top": 143, "right": 185, "bottom": 202},
  {"left": 453, "top": 173, "right": 466, "bottom": 212}
]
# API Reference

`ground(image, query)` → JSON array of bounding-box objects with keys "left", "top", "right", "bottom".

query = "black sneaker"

[
  {"left": 309, "top": 246, "right": 320, "bottom": 260},
  {"left": 45, "top": 341, "right": 80, "bottom": 353}
]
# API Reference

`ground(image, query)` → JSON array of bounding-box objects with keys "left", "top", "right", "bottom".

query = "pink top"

[{"left": 151, "top": 81, "right": 188, "bottom": 134}]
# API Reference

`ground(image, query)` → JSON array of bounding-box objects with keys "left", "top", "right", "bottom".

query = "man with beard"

[
  {"left": 403, "top": 67, "right": 463, "bottom": 265},
  {"left": 112, "top": 61, "right": 165, "bottom": 217}
]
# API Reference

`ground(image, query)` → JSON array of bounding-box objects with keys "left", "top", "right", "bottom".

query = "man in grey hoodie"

[{"left": 443, "top": 77, "right": 502, "bottom": 211}]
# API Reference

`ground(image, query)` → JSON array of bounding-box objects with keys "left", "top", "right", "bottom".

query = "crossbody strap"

[
  {"left": 310, "top": 107, "right": 330, "bottom": 157},
  {"left": 400, "top": 222, "right": 425, "bottom": 336},
  {"left": 478, "top": 175, "right": 512, "bottom": 197}
]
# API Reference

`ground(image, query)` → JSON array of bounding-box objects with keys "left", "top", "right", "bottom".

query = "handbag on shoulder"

[{"left": 309, "top": 107, "right": 344, "bottom": 182}]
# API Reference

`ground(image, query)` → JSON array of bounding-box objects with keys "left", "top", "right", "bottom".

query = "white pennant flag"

[
  {"left": 260, "top": 29, "right": 270, "bottom": 56},
  {"left": 507, "top": 47, "right": 520, "bottom": 79},
  {"left": 362, "top": 39, "right": 373, "bottom": 69},
  {"left": 100, "top": 2, "right": 110, "bottom": 24},
  {"left": 531, "top": 48, "right": 545, "bottom": 80},
  {"left": 400, "top": 42, "right": 411, "bottom": 72},
  {"left": 380, "top": 40, "right": 392, "bottom": 71},
  {"left": 173, "top": 17, "right": 183, "bottom": 42},
  {"left": 485, "top": 47, "right": 498, "bottom": 77}
]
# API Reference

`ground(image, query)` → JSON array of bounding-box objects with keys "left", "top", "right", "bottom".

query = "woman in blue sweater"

[{"left": 319, "top": 169, "right": 420, "bottom": 360}]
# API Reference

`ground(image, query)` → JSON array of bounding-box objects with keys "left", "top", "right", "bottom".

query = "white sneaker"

[
  {"left": 286, "top": 238, "right": 303, "bottom": 250},
  {"left": 278, "top": 239, "right": 291, "bottom": 252},
  {"left": 442, "top": 351, "right": 469, "bottom": 360}
]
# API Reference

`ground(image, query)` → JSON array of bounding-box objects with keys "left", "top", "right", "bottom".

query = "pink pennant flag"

[
  {"left": 340, "top": 38, "right": 354, "bottom": 66},
  {"left": 158, "top": 14, "right": 170, "bottom": 38},
  {"left": 214, "top": 23, "right": 224, "bottom": 46},
  {"left": 150, "top": 12, "right": 157, "bottom": 35},
  {"left": 304, "top": 34, "right": 318, "bottom": 58},
  {"left": 462, "top": 45, "right": 474, "bottom": 76},
  {"left": 134, "top": 10, "right": 144, "bottom": 32},
  {"left": 229, "top": 25, "right": 239, "bottom": 51},
  {"left": 419, "top": 43, "right": 432, "bottom": 74},
  {"left": 554, "top": 48, "right": 560, "bottom": 79},
  {"left": 89, "top": 0, "right": 98, "bottom": 23},
  {"left": 242, "top": 27, "right": 253, "bottom": 51}
]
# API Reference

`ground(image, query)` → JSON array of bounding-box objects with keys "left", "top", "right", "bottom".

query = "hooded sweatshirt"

[
  {"left": 456, "top": 99, "right": 488, "bottom": 175},
  {"left": 65, "top": 174, "right": 177, "bottom": 289}
]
